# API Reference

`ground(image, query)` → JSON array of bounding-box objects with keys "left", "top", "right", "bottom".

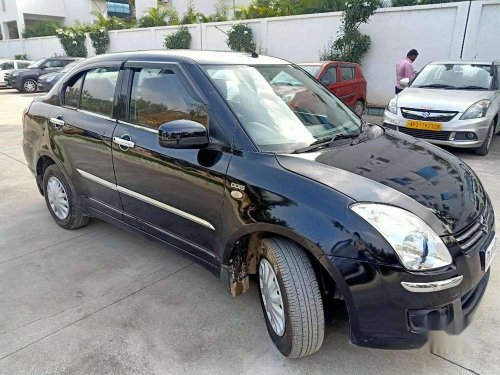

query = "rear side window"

[
  {"left": 129, "top": 67, "right": 208, "bottom": 129},
  {"left": 64, "top": 74, "right": 84, "bottom": 108},
  {"left": 80, "top": 67, "right": 119, "bottom": 117},
  {"left": 340, "top": 67, "right": 355, "bottom": 81},
  {"left": 18, "top": 62, "right": 30, "bottom": 68}
]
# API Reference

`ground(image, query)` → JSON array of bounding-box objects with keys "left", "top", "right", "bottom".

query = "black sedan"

[
  {"left": 22, "top": 51, "right": 496, "bottom": 358},
  {"left": 7, "top": 56, "right": 81, "bottom": 93},
  {"left": 37, "top": 60, "right": 82, "bottom": 92}
]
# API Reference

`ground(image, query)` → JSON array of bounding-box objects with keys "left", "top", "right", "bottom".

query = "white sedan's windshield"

[
  {"left": 204, "top": 64, "right": 360, "bottom": 153},
  {"left": 412, "top": 63, "right": 493, "bottom": 90}
]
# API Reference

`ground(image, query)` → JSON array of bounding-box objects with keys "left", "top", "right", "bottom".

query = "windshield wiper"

[
  {"left": 454, "top": 85, "right": 489, "bottom": 90},
  {"left": 416, "top": 84, "right": 455, "bottom": 89},
  {"left": 293, "top": 132, "right": 360, "bottom": 154}
]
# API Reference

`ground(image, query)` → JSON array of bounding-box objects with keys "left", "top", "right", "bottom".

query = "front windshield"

[
  {"left": 204, "top": 64, "right": 361, "bottom": 153},
  {"left": 300, "top": 65, "right": 321, "bottom": 77},
  {"left": 411, "top": 63, "right": 493, "bottom": 90},
  {"left": 27, "top": 58, "right": 46, "bottom": 69}
]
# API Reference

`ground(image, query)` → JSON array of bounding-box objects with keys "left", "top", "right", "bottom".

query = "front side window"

[
  {"left": 129, "top": 67, "right": 207, "bottom": 129},
  {"left": 80, "top": 67, "right": 119, "bottom": 117},
  {"left": 340, "top": 67, "right": 355, "bottom": 81},
  {"left": 320, "top": 67, "right": 337, "bottom": 85},
  {"left": 411, "top": 63, "right": 493, "bottom": 90},
  {"left": 204, "top": 64, "right": 360, "bottom": 153},
  {"left": 64, "top": 74, "right": 84, "bottom": 108}
]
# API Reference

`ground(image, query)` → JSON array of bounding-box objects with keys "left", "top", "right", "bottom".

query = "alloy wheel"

[
  {"left": 259, "top": 258, "right": 286, "bottom": 336},
  {"left": 47, "top": 176, "right": 69, "bottom": 220},
  {"left": 23, "top": 80, "right": 37, "bottom": 93}
]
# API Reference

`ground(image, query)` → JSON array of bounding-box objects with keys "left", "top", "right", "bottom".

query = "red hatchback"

[{"left": 300, "top": 61, "right": 367, "bottom": 117}]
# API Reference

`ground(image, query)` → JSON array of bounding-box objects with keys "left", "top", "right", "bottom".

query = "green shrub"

[
  {"left": 56, "top": 28, "right": 88, "bottom": 57},
  {"left": 15, "top": 54, "right": 28, "bottom": 60},
  {"left": 320, "top": 0, "right": 379, "bottom": 64},
  {"left": 22, "top": 21, "right": 61, "bottom": 38},
  {"left": 227, "top": 24, "right": 256, "bottom": 52},
  {"left": 89, "top": 27, "right": 110, "bottom": 55},
  {"left": 138, "top": 7, "right": 180, "bottom": 28},
  {"left": 164, "top": 26, "right": 192, "bottom": 49}
]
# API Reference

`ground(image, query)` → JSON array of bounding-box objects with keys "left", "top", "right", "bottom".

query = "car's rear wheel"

[
  {"left": 474, "top": 122, "right": 495, "bottom": 156},
  {"left": 257, "top": 237, "right": 324, "bottom": 358},
  {"left": 21, "top": 78, "right": 37, "bottom": 93},
  {"left": 43, "top": 164, "right": 89, "bottom": 229},
  {"left": 354, "top": 100, "right": 364, "bottom": 117}
]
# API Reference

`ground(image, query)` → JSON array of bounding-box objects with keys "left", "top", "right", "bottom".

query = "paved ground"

[{"left": 0, "top": 88, "right": 499, "bottom": 375}]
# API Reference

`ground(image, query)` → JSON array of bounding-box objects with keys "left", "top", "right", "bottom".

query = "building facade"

[{"left": 0, "top": 0, "right": 106, "bottom": 40}]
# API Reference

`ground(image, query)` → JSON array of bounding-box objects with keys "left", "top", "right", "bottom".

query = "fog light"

[
  {"left": 466, "top": 132, "right": 475, "bottom": 139},
  {"left": 449, "top": 132, "right": 456, "bottom": 141}
]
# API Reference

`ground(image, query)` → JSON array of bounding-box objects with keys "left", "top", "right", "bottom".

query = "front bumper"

[
  {"left": 325, "top": 232, "right": 494, "bottom": 349},
  {"left": 383, "top": 109, "right": 493, "bottom": 148}
]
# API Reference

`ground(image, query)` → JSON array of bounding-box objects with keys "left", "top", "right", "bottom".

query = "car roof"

[
  {"left": 429, "top": 60, "right": 495, "bottom": 65},
  {"left": 78, "top": 50, "right": 290, "bottom": 66}
]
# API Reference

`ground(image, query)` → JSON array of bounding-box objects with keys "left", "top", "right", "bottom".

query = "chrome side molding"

[
  {"left": 401, "top": 275, "right": 463, "bottom": 293},
  {"left": 76, "top": 168, "right": 215, "bottom": 231}
]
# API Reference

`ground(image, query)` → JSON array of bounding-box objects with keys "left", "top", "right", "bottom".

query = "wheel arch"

[{"left": 35, "top": 151, "right": 72, "bottom": 195}]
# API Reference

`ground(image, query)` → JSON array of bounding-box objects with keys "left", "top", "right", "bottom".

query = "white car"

[
  {"left": 384, "top": 60, "right": 500, "bottom": 156},
  {"left": 0, "top": 59, "right": 33, "bottom": 87}
]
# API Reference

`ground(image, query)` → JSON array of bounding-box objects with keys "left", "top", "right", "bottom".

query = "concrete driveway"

[{"left": 0, "top": 89, "right": 499, "bottom": 375}]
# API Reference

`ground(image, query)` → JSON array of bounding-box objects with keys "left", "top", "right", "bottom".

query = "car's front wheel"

[
  {"left": 21, "top": 78, "right": 37, "bottom": 93},
  {"left": 474, "top": 121, "right": 495, "bottom": 156},
  {"left": 43, "top": 164, "right": 89, "bottom": 229},
  {"left": 257, "top": 237, "right": 324, "bottom": 358}
]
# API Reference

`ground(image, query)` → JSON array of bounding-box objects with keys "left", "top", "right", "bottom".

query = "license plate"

[
  {"left": 484, "top": 236, "right": 497, "bottom": 271},
  {"left": 407, "top": 120, "right": 442, "bottom": 131}
]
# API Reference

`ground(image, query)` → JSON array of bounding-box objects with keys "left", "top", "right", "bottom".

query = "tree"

[
  {"left": 320, "top": 0, "right": 380, "bottom": 64},
  {"left": 138, "top": 7, "right": 180, "bottom": 27}
]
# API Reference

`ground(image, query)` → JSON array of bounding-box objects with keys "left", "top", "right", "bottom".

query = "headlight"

[
  {"left": 387, "top": 96, "right": 397, "bottom": 115},
  {"left": 46, "top": 76, "right": 55, "bottom": 82},
  {"left": 11, "top": 72, "right": 19, "bottom": 77},
  {"left": 351, "top": 203, "right": 452, "bottom": 271},
  {"left": 460, "top": 100, "right": 491, "bottom": 120}
]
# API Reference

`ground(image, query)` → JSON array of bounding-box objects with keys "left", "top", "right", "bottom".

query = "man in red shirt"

[{"left": 395, "top": 49, "right": 418, "bottom": 94}]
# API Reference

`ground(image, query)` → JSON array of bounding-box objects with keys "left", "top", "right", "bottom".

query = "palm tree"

[{"left": 138, "top": 7, "right": 179, "bottom": 27}]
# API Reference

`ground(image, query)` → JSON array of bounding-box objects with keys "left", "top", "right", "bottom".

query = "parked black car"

[
  {"left": 22, "top": 51, "right": 496, "bottom": 358},
  {"left": 7, "top": 56, "right": 82, "bottom": 93},
  {"left": 37, "top": 60, "right": 82, "bottom": 92}
]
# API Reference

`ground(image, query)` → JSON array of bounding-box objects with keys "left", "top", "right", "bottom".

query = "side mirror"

[
  {"left": 399, "top": 78, "right": 410, "bottom": 88},
  {"left": 158, "top": 119, "right": 209, "bottom": 149}
]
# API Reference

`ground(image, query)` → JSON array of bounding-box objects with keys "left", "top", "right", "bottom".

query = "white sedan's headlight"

[
  {"left": 460, "top": 100, "right": 491, "bottom": 120},
  {"left": 387, "top": 96, "right": 397, "bottom": 115},
  {"left": 351, "top": 203, "right": 452, "bottom": 271}
]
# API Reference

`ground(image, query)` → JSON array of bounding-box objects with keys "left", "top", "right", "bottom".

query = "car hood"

[
  {"left": 397, "top": 87, "right": 495, "bottom": 112},
  {"left": 276, "top": 126, "right": 486, "bottom": 235},
  {"left": 38, "top": 72, "right": 61, "bottom": 81},
  {"left": 9, "top": 68, "right": 41, "bottom": 76}
]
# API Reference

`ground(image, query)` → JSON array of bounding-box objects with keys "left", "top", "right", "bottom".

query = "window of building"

[
  {"left": 340, "top": 67, "right": 355, "bottom": 81},
  {"left": 129, "top": 68, "right": 208, "bottom": 129},
  {"left": 80, "top": 68, "right": 119, "bottom": 117}
]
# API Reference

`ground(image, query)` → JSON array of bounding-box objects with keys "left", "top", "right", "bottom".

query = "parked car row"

[
  {"left": 3, "top": 56, "right": 82, "bottom": 93},
  {"left": 22, "top": 50, "right": 495, "bottom": 358}
]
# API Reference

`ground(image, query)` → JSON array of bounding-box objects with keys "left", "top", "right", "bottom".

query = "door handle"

[
  {"left": 113, "top": 135, "right": 135, "bottom": 150},
  {"left": 49, "top": 117, "right": 65, "bottom": 130}
]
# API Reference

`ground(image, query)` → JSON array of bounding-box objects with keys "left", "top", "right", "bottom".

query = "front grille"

[
  {"left": 455, "top": 202, "right": 494, "bottom": 252},
  {"left": 385, "top": 124, "right": 451, "bottom": 141},
  {"left": 401, "top": 108, "right": 457, "bottom": 122}
]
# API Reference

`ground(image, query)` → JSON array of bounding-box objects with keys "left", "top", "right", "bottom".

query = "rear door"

[
  {"left": 336, "top": 64, "right": 357, "bottom": 107},
  {"left": 111, "top": 61, "right": 232, "bottom": 265},
  {"left": 49, "top": 65, "right": 123, "bottom": 219}
]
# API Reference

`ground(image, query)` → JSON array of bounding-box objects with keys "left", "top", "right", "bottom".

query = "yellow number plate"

[{"left": 407, "top": 120, "right": 441, "bottom": 131}]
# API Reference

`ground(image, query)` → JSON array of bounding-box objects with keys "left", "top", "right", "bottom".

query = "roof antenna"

[{"left": 214, "top": 25, "right": 259, "bottom": 58}]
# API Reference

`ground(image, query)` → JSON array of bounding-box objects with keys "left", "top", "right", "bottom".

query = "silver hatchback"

[{"left": 384, "top": 60, "right": 500, "bottom": 155}]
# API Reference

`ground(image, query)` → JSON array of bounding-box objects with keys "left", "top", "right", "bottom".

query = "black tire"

[
  {"left": 354, "top": 100, "right": 364, "bottom": 117},
  {"left": 474, "top": 122, "right": 495, "bottom": 156},
  {"left": 257, "top": 237, "right": 324, "bottom": 358},
  {"left": 43, "top": 164, "right": 89, "bottom": 230},
  {"left": 21, "top": 78, "right": 37, "bottom": 93}
]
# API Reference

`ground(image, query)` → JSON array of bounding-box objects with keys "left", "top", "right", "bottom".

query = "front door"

[
  {"left": 111, "top": 62, "right": 231, "bottom": 266},
  {"left": 50, "top": 66, "right": 123, "bottom": 219},
  {"left": 336, "top": 65, "right": 357, "bottom": 107}
]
